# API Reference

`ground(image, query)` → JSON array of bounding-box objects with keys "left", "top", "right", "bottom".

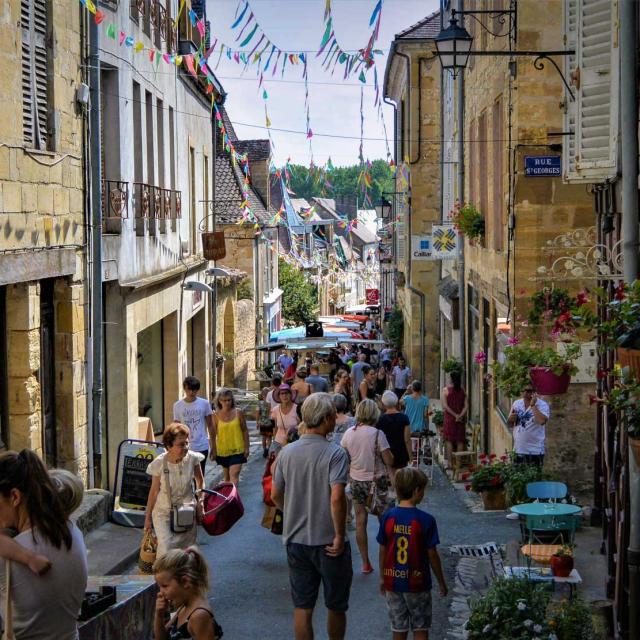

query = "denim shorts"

[
  {"left": 386, "top": 590, "right": 432, "bottom": 632},
  {"left": 215, "top": 453, "right": 247, "bottom": 468},
  {"left": 286, "top": 542, "right": 353, "bottom": 612}
]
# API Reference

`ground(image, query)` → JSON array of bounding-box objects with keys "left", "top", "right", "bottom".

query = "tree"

[
  {"left": 278, "top": 258, "right": 318, "bottom": 326},
  {"left": 288, "top": 159, "right": 395, "bottom": 205}
]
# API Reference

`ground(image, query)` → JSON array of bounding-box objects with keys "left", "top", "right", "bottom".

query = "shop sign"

[
  {"left": 432, "top": 224, "right": 460, "bottom": 259},
  {"left": 366, "top": 288, "right": 379, "bottom": 305},
  {"left": 524, "top": 155, "right": 561, "bottom": 177},
  {"left": 411, "top": 235, "right": 434, "bottom": 260},
  {"left": 112, "top": 439, "right": 165, "bottom": 527}
]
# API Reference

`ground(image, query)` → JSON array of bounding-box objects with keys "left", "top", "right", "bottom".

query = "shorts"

[
  {"left": 259, "top": 420, "right": 274, "bottom": 436},
  {"left": 215, "top": 453, "right": 247, "bottom": 468},
  {"left": 386, "top": 590, "right": 432, "bottom": 633},
  {"left": 286, "top": 542, "right": 353, "bottom": 612},
  {"left": 350, "top": 476, "right": 392, "bottom": 508}
]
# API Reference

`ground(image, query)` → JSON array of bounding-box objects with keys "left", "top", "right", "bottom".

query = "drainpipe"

[
  {"left": 89, "top": 9, "right": 103, "bottom": 486},
  {"left": 383, "top": 95, "right": 397, "bottom": 309},
  {"left": 211, "top": 101, "right": 217, "bottom": 394},
  {"left": 621, "top": 1, "right": 639, "bottom": 635},
  {"left": 456, "top": 0, "right": 466, "bottom": 382},
  {"left": 254, "top": 235, "right": 260, "bottom": 372}
]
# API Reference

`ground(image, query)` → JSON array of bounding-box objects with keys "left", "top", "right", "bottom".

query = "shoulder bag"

[
  {"left": 365, "top": 431, "right": 388, "bottom": 517},
  {"left": 163, "top": 456, "right": 196, "bottom": 534},
  {"left": 2, "top": 561, "right": 15, "bottom": 640}
]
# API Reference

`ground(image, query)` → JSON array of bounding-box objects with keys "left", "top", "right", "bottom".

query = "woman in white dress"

[{"left": 144, "top": 423, "right": 205, "bottom": 558}]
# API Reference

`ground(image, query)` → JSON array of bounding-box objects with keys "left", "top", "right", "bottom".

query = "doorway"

[
  {"left": 137, "top": 322, "right": 164, "bottom": 436},
  {"left": 40, "top": 280, "right": 56, "bottom": 467}
]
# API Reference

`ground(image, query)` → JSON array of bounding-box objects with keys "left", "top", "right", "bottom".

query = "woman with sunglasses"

[
  {"left": 270, "top": 384, "right": 299, "bottom": 452},
  {"left": 212, "top": 388, "right": 250, "bottom": 486}
]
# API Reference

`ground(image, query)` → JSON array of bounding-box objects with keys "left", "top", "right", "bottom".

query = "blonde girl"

[{"left": 153, "top": 547, "right": 222, "bottom": 640}]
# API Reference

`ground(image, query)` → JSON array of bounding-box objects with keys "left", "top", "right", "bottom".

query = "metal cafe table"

[{"left": 510, "top": 502, "right": 583, "bottom": 518}]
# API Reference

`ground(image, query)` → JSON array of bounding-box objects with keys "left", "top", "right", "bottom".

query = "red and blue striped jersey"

[{"left": 376, "top": 506, "right": 439, "bottom": 592}]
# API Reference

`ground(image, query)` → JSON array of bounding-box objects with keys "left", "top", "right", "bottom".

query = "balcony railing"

[
  {"left": 102, "top": 179, "right": 129, "bottom": 233},
  {"left": 130, "top": 0, "right": 176, "bottom": 52},
  {"left": 133, "top": 183, "right": 181, "bottom": 219}
]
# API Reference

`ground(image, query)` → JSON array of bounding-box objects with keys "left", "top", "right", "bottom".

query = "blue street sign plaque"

[{"left": 524, "top": 155, "right": 561, "bottom": 176}]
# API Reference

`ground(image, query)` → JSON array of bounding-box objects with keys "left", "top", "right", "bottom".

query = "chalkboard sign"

[{"left": 112, "top": 439, "right": 165, "bottom": 528}]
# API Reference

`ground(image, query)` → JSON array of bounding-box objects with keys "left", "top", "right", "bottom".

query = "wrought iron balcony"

[
  {"left": 133, "top": 183, "right": 181, "bottom": 220},
  {"left": 101, "top": 179, "right": 129, "bottom": 233}
]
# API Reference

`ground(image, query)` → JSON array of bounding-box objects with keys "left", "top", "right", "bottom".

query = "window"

[
  {"left": 468, "top": 120, "right": 476, "bottom": 206},
  {"left": 168, "top": 106, "right": 175, "bottom": 189},
  {"left": 189, "top": 146, "right": 197, "bottom": 253},
  {"left": 478, "top": 111, "right": 488, "bottom": 241},
  {"left": 132, "top": 82, "right": 143, "bottom": 182},
  {"left": 157, "top": 98, "right": 164, "bottom": 187},
  {"left": 145, "top": 90, "right": 155, "bottom": 185},
  {"left": 492, "top": 96, "right": 504, "bottom": 251},
  {"left": 21, "top": 0, "right": 51, "bottom": 150},
  {"left": 494, "top": 330, "right": 511, "bottom": 418}
]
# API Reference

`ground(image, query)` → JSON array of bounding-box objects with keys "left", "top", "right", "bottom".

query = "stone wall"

[{"left": 234, "top": 299, "right": 256, "bottom": 388}]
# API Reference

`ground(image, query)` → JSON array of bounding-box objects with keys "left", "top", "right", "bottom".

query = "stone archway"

[{"left": 223, "top": 300, "right": 235, "bottom": 386}]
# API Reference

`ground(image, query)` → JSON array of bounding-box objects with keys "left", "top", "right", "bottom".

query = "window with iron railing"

[{"left": 130, "top": 0, "right": 175, "bottom": 52}]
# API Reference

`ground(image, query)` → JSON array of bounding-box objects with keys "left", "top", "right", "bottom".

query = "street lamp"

[
  {"left": 206, "top": 267, "right": 231, "bottom": 278},
  {"left": 182, "top": 281, "right": 213, "bottom": 294},
  {"left": 434, "top": 17, "right": 473, "bottom": 76},
  {"left": 375, "top": 196, "right": 393, "bottom": 220}
]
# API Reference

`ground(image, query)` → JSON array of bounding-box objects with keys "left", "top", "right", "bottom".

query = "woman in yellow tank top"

[{"left": 212, "top": 388, "right": 250, "bottom": 485}]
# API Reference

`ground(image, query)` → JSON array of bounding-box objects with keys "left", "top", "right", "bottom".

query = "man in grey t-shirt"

[
  {"left": 272, "top": 393, "right": 352, "bottom": 640},
  {"left": 306, "top": 364, "right": 329, "bottom": 394}
]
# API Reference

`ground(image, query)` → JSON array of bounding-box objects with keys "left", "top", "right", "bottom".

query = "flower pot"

[
  {"left": 630, "top": 437, "right": 640, "bottom": 467},
  {"left": 480, "top": 487, "right": 506, "bottom": 510},
  {"left": 550, "top": 554, "right": 574, "bottom": 577},
  {"left": 617, "top": 348, "right": 640, "bottom": 378},
  {"left": 529, "top": 366, "right": 571, "bottom": 395}
]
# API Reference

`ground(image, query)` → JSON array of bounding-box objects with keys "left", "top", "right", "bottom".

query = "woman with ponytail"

[{"left": 0, "top": 449, "right": 88, "bottom": 639}]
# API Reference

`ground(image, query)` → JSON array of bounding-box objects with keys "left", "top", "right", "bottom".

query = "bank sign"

[
  {"left": 524, "top": 155, "right": 561, "bottom": 177},
  {"left": 411, "top": 235, "right": 434, "bottom": 260}
]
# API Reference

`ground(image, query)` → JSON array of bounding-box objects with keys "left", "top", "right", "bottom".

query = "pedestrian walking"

[
  {"left": 278, "top": 350, "right": 294, "bottom": 375},
  {"left": 330, "top": 393, "right": 356, "bottom": 447},
  {"left": 145, "top": 423, "right": 205, "bottom": 558},
  {"left": 257, "top": 387, "right": 275, "bottom": 458},
  {"left": 340, "top": 399, "right": 394, "bottom": 574},
  {"left": 377, "top": 467, "right": 448, "bottom": 640},
  {"left": 350, "top": 353, "right": 368, "bottom": 395},
  {"left": 212, "top": 388, "right": 250, "bottom": 485},
  {"left": 0, "top": 449, "right": 88, "bottom": 640},
  {"left": 440, "top": 371, "right": 468, "bottom": 468},
  {"left": 292, "top": 367, "right": 313, "bottom": 416},
  {"left": 271, "top": 383, "right": 300, "bottom": 452},
  {"left": 333, "top": 369, "right": 353, "bottom": 414},
  {"left": 153, "top": 547, "right": 223, "bottom": 640},
  {"left": 377, "top": 391, "right": 412, "bottom": 483},
  {"left": 173, "top": 376, "right": 215, "bottom": 476},
  {"left": 507, "top": 385, "right": 550, "bottom": 467},
  {"left": 358, "top": 364, "right": 378, "bottom": 404},
  {"left": 376, "top": 365, "right": 390, "bottom": 396},
  {"left": 391, "top": 357, "right": 413, "bottom": 400},
  {"left": 271, "top": 393, "right": 353, "bottom": 640},
  {"left": 307, "top": 363, "right": 329, "bottom": 393},
  {"left": 266, "top": 373, "right": 283, "bottom": 410}
]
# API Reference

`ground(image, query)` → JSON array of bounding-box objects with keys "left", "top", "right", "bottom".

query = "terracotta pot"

[
  {"left": 550, "top": 554, "right": 574, "bottom": 577},
  {"left": 530, "top": 366, "right": 571, "bottom": 395},
  {"left": 202, "top": 231, "right": 226, "bottom": 261},
  {"left": 617, "top": 348, "right": 640, "bottom": 378},
  {"left": 480, "top": 487, "right": 507, "bottom": 510},
  {"left": 630, "top": 437, "right": 640, "bottom": 467}
]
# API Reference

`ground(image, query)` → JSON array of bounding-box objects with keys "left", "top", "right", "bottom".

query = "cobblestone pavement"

[{"left": 200, "top": 431, "right": 518, "bottom": 639}]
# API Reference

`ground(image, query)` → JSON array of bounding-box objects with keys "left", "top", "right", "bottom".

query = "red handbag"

[
  {"left": 262, "top": 452, "right": 276, "bottom": 507},
  {"left": 200, "top": 483, "right": 244, "bottom": 536}
]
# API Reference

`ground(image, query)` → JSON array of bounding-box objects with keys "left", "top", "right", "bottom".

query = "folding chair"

[
  {"left": 449, "top": 542, "right": 504, "bottom": 590},
  {"left": 526, "top": 481, "right": 568, "bottom": 502},
  {"left": 520, "top": 514, "right": 577, "bottom": 567}
]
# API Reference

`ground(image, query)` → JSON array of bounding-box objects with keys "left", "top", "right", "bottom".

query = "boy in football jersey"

[{"left": 376, "top": 467, "right": 447, "bottom": 640}]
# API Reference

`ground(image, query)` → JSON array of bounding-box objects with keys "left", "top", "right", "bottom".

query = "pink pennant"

[
  {"left": 119, "top": 31, "right": 126, "bottom": 45},
  {"left": 307, "top": 129, "right": 313, "bottom": 139},
  {"left": 184, "top": 54, "right": 197, "bottom": 78},
  {"left": 163, "top": 53, "right": 171, "bottom": 64},
  {"left": 196, "top": 19, "right": 206, "bottom": 39},
  {"left": 149, "top": 49, "right": 155, "bottom": 62}
]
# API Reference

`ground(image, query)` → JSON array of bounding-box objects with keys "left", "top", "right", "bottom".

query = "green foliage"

[
  {"left": 236, "top": 279, "right": 253, "bottom": 301},
  {"left": 491, "top": 342, "right": 581, "bottom": 398},
  {"left": 288, "top": 159, "right": 395, "bottom": 204},
  {"left": 431, "top": 409, "right": 444, "bottom": 427},
  {"left": 384, "top": 307, "right": 404, "bottom": 350},
  {"left": 527, "top": 288, "right": 574, "bottom": 326},
  {"left": 607, "top": 375, "right": 640, "bottom": 439},
  {"left": 547, "top": 596, "right": 595, "bottom": 640},
  {"left": 502, "top": 459, "right": 553, "bottom": 506},
  {"left": 443, "top": 357, "right": 463, "bottom": 374},
  {"left": 466, "top": 577, "right": 550, "bottom": 639},
  {"left": 468, "top": 455, "right": 509, "bottom": 492},
  {"left": 278, "top": 258, "right": 318, "bottom": 326},
  {"left": 451, "top": 202, "right": 485, "bottom": 241},
  {"left": 592, "top": 281, "right": 640, "bottom": 350}
]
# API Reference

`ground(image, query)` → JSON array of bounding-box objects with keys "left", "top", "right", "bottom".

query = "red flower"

[
  {"left": 489, "top": 453, "right": 497, "bottom": 459},
  {"left": 597, "top": 369, "right": 608, "bottom": 379},
  {"left": 500, "top": 455, "right": 508, "bottom": 461},
  {"left": 588, "top": 393, "right": 606, "bottom": 406},
  {"left": 461, "top": 472, "right": 470, "bottom": 481},
  {"left": 464, "top": 484, "right": 471, "bottom": 491},
  {"left": 490, "top": 476, "right": 502, "bottom": 486},
  {"left": 479, "top": 453, "right": 487, "bottom": 459},
  {"left": 614, "top": 283, "right": 627, "bottom": 301},
  {"left": 576, "top": 292, "right": 588, "bottom": 307}
]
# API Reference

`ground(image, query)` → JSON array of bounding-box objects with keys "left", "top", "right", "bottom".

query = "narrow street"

[{"left": 200, "top": 430, "right": 513, "bottom": 639}]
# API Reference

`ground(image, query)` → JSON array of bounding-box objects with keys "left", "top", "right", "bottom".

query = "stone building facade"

[
  {"left": 0, "top": 0, "right": 88, "bottom": 475},
  {"left": 383, "top": 13, "right": 442, "bottom": 397}
]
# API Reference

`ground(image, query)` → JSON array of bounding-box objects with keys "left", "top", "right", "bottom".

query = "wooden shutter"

[
  {"left": 21, "top": 0, "right": 49, "bottom": 150},
  {"left": 492, "top": 96, "right": 504, "bottom": 251},
  {"left": 563, "top": 0, "right": 579, "bottom": 180}
]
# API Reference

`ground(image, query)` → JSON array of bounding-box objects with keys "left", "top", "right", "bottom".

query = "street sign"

[
  {"left": 524, "top": 155, "right": 561, "bottom": 177},
  {"left": 366, "top": 288, "right": 379, "bottom": 305},
  {"left": 411, "top": 235, "right": 434, "bottom": 260},
  {"left": 432, "top": 224, "right": 460, "bottom": 259},
  {"left": 112, "top": 439, "right": 165, "bottom": 527}
]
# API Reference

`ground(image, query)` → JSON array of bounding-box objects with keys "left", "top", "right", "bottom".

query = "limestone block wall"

[{"left": 234, "top": 299, "right": 256, "bottom": 388}]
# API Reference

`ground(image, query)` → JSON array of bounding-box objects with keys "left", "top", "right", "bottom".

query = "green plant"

[
  {"left": 451, "top": 202, "right": 485, "bottom": 241},
  {"left": 547, "top": 596, "right": 595, "bottom": 640},
  {"left": 431, "top": 409, "right": 444, "bottom": 427},
  {"left": 527, "top": 288, "right": 574, "bottom": 326},
  {"left": 384, "top": 307, "right": 404, "bottom": 350},
  {"left": 236, "top": 279, "right": 253, "bottom": 301},
  {"left": 443, "top": 357, "right": 463, "bottom": 374},
  {"left": 503, "top": 460, "right": 553, "bottom": 506},
  {"left": 278, "top": 257, "right": 318, "bottom": 326},
  {"left": 466, "top": 577, "right": 551, "bottom": 639},
  {"left": 492, "top": 342, "right": 581, "bottom": 398},
  {"left": 553, "top": 543, "right": 575, "bottom": 558},
  {"left": 607, "top": 376, "right": 640, "bottom": 439},
  {"left": 468, "top": 454, "right": 508, "bottom": 492}
]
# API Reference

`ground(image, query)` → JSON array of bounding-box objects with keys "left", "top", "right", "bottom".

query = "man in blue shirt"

[{"left": 401, "top": 381, "right": 430, "bottom": 434}]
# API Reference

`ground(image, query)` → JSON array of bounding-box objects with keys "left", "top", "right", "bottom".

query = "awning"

[
  {"left": 338, "top": 338, "right": 386, "bottom": 346},
  {"left": 256, "top": 342, "right": 286, "bottom": 352},
  {"left": 285, "top": 339, "right": 338, "bottom": 350}
]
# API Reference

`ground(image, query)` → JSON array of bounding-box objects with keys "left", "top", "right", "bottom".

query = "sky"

[{"left": 208, "top": 0, "right": 440, "bottom": 167}]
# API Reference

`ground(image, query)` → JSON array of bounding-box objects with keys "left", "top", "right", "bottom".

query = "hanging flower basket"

[
  {"left": 202, "top": 231, "right": 226, "bottom": 261},
  {"left": 617, "top": 348, "right": 640, "bottom": 378},
  {"left": 630, "top": 437, "right": 640, "bottom": 467},
  {"left": 530, "top": 366, "right": 571, "bottom": 395}
]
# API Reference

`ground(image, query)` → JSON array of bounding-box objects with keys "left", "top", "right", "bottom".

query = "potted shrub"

[
  {"left": 492, "top": 342, "right": 581, "bottom": 397},
  {"left": 605, "top": 281, "right": 640, "bottom": 377},
  {"left": 451, "top": 202, "right": 485, "bottom": 244},
  {"left": 469, "top": 454, "right": 508, "bottom": 510},
  {"left": 502, "top": 457, "right": 552, "bottom": 506},
  {"left": 442, "top": 356, "right": 463, "bottom": 375},
  {"left": 431, "top": 408, "right": 444, "bottom": 429},
  {"left": 608, "top": 376, "right": 640, "bottom": 466},
  {"left": 550, "top": 544, "right": 575, "bottom": 577}
]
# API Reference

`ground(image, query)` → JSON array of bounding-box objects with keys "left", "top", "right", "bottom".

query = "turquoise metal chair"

[
  {"left": 524, "top": 514, "right": 577, "bottom": 545},
  {"left": 526, "top": 481, "right": 568, "bottom": 501}
]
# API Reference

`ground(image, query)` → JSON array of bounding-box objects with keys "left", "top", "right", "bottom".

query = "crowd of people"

[{"left": 0, "top": 336, "right": 552, "bottom": 640}]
